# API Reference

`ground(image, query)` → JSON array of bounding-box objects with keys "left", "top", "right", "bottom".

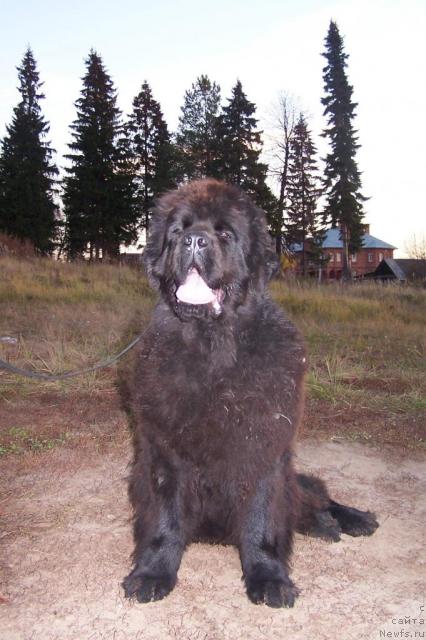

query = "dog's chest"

[
  {"left": 140, "top": 356, "right": 240, "bottom": 440},
  {"left": 135, "top": 341, "right": 302, "bottom": 465}
]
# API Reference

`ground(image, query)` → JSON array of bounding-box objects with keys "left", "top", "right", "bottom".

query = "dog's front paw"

[
  {"left": 245, "top": 564, "right": 299, "bottom": 608},
  {"left": 122, "top": 569, "right": 176, "bottom": 603}
]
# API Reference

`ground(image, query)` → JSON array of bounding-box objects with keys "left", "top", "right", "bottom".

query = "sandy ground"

[{"left": 1, "top": 438, "right": 425, "bottom": 640}]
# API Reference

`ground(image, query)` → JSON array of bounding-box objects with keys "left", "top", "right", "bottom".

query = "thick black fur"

[{"left": 122, "top": 179, "right": 378, "bottom": 607}]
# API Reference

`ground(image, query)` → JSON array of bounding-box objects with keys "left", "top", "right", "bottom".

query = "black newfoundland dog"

[{"left": 122, "top": 179, "right": 378, "bottom": 608}]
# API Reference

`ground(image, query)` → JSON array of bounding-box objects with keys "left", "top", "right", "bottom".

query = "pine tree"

[
  {"left": 63, "top": 50, "right": 136, "bottom": 260},
  {"left": 0, "top": 48, "right": 58, "bottom": 254},
  {"left": 321, "top": 20, "right": 366, "bottom": 279},
  {"left": 127, "top": 81, "right": 175, "bottom": 231},
  {"left": 218, "top": 80, "right": 277, "bottom": 223},
  {"left": 286, "top": 114, "right": 323, "bottom": 276},
  {"left": 176, "top": 75, "right": 221, "bottom": 180}
]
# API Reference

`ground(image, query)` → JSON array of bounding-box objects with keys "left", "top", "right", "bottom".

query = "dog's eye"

[
  {"left": 169, "top": 226, "right": 182, "bottom": 235},
  {"left": 216, "top": 228, "right": 233, "bottom": 241}
]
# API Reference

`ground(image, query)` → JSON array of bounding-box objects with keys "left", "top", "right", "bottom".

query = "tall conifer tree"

[
  {"left": 321, "top": 21, "right": 366, "bottom": 279},
  {"left": 63, "top": 50, "right": 136, "bottom": 260},
  {"left": 218, "top": 80, "right": 277, "bottom": 223},
  {"left": 176, "top": 75, "right": 221, "bottom": 180},
  {"left": 127, "top": 81, "right": 175, "bottom": 230},
  {"left": 0, "top": 48, "right": 58, "bottom": 254},
  {"left": 286, "top": 114, "right": 323, "bottom": 275}
]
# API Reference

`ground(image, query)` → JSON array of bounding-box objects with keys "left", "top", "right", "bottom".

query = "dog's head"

[{"left": 143, "top": 179, "right": 278, "bottom": 321}]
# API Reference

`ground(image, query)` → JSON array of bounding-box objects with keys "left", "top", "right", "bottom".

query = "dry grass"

[
  {"left": 271, "top": 279, "right": 426, "bottom": 447},
  {"left": 0, "top": 258, "right": 152, "bottom": 457},
  {"left": 0, "top": 257, "right": 154, "bottom": 395},
  {"left": 0, "top": 258, "right": 425, "bottom": 455}
]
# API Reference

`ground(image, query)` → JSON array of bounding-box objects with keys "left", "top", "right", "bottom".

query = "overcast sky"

[{"left": 1, "top": 0, "right": 425, "bottom": 256}]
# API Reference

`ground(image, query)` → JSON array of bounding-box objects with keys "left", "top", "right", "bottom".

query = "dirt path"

[{"left": 1, "top": 438, "right": 425, "bottom": 640}]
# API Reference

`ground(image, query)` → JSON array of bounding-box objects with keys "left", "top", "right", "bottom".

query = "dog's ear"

[
  {"left": 264, "top": 244, "right": 280, "bottom": 282},
  {"left": 142, "top": 191, "right": 176, "bottom": 289},
  {"left": 244, "top": 199, "right": 279, "bottom": 289}
]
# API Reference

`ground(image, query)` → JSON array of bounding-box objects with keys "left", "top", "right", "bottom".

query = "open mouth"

[{"left": 176, "top": 268, "right": 223, "bottom": 314}]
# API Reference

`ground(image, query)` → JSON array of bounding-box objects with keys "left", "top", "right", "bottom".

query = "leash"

[{"left": 0, "top": 333, "right": 143, "bottom": 381}]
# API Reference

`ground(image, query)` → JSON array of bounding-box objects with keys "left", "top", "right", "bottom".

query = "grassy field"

[{"left": 0, "top": 257, "right": 424, "bottom": 456}]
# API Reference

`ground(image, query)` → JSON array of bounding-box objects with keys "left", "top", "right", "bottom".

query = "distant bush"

[{"left": 0, "top": 233, "right": 35, "bottom": 258}]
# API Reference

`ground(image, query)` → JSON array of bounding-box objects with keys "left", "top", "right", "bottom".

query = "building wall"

[
  {"left": 296, "top": 244, "right": 395, "bottom": 279},
  {"left": 325, "top": 247, "right": 394, "bottom": 279}
]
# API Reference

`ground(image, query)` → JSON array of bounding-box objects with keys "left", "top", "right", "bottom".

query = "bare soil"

[
  {"left": 304, "top": 395, "right": 426, "bottom": 449},
  {"left": 1, "top": 427, "right": 425, "bottom": 640}
]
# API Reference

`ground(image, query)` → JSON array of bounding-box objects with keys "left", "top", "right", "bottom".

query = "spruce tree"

[
  {"left": 63, "top": 50, "right": 136, "bottom": 260},
  {"left": 218, "top": 80, "right": 277, "bottom": 223},
  {"left": 127, "top": 81, "right": 175, "bottom": 231},
  {"left": 0, "top": 48, "right": 58, "bottom": 254},
  {"left": 286, "top": 114, "right": 323, "bottom": 276},
  {"left": 176, "top": 75, "right": 221, "bottom": 180},
  {"left": 321, "top": 20, "right": 366, "bottom": 279}
]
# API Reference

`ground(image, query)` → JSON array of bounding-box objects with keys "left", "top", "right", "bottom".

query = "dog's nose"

[{"left": 183, "top": 233, "right": 209, "bottom": 251}]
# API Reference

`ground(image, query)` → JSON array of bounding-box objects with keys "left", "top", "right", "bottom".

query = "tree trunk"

[
  {"left": 276, "top": 145, "right": 289, "bottom": 256},
  {"left": 341, "top": 224, "right": 352, "bottom": 281}
]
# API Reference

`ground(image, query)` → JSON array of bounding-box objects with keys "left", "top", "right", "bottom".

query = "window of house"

[
  {"left": 379, "top": 252, "right": 384, "bottom": 261},
  {"left": 368, "top": 253, "right": 373, "bottom": 262},
  {"left": 352, "top": 270, "right": 357, "bottom": 276},
  {"left": 336, "top": 253, "right": 341, "bottom": 263},
  {"left": 351, "top": 253, "right": 357, "bottom": 263},
  {"left": 329, "top": 253, "right": 334, "bottom": 262}
]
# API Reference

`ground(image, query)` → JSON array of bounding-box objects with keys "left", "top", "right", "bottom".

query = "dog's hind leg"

[
  {"left": 295, "top": 473, "right": 378, "bottom": 542},
  {"left": 328, "top": 499, "right": 379, "bottom": 536}
]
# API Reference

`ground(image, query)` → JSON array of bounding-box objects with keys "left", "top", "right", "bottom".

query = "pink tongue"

[{"left": 176, "top": 269, "right": 216, "bottom": 305}]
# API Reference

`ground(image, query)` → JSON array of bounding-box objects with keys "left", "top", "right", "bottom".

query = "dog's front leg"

[
  {"left": 122, "top": 448, "right": 187, "bottom": 603},
  {"left": 239, "top": 464, "right": 299, "bottom": 608}
]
